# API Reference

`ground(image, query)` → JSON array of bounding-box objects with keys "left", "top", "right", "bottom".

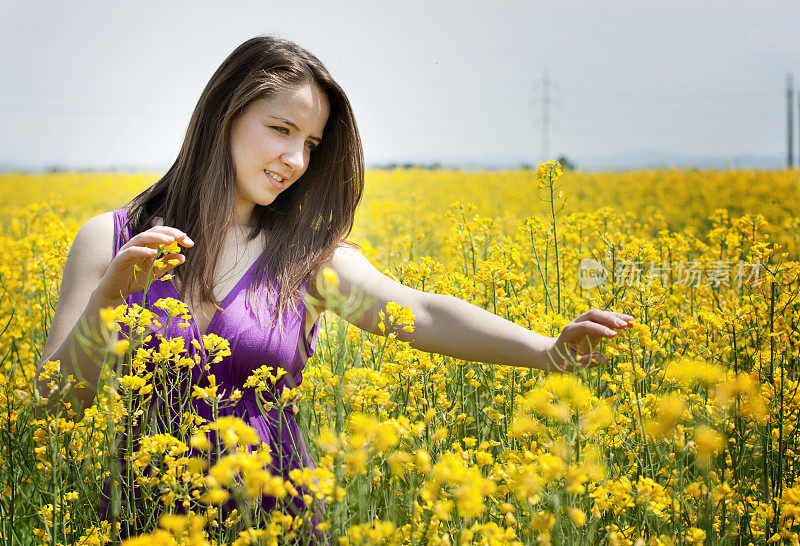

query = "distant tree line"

[{"left": 373, "top": 156, "right": 576, "bottom": 171}]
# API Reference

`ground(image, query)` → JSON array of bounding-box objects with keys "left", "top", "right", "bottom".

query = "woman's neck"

[{"left": 233, "top": 200, "right": 256, "bottom": 233}]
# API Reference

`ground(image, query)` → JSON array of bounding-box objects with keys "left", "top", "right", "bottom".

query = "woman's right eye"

[{"left": 272, "top": 126, "right": 289, "bottom": 135}]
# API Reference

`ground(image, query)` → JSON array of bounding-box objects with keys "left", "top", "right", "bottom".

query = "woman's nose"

[{"left": 281, "top": 142, "right": 305, "bottom": 171}]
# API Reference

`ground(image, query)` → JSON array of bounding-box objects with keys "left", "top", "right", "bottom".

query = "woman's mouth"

[{"left": 265, "top": 170, "right": 285, "bottom": 189}]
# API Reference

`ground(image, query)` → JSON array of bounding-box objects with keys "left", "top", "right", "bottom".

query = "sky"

[{"left": 1, "top": 0, "right": 799, "bottom": 171}]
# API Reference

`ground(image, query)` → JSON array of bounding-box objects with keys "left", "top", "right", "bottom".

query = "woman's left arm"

[{"left": 311, "top": 246, "right": 634, "bottom": 373}]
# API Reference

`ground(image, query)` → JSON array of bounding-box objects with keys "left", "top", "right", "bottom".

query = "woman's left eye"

[{"left": 272, "top": 126, "right": 316, "bottom": 151}]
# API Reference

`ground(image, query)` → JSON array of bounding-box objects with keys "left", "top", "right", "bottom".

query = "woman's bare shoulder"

[
  {"left": 77, "top": 211, "right": 115, "bottom": 248},
  {"left": 73, "top": 211, "right": 116, "bottom": 275}
]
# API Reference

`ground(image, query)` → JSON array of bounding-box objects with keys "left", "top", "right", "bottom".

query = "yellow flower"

[
  {"left": 154, "top": 297, "right": 190, "bottom": 317},
  {"left": 536, "top": 159, "right": 563, "bottom": 186},
  {"left": 158, "top": 513, "right": 188, "bottom": 533},
  {"left": 374, "top": 422, "right": 399, "bottom": 451},
  {"left": 164, "top": 241, "right": 181, "bottom": 255},
  {"left": 415, "top": 449, "right": 431, "bottom": 474},
  {"left": 99, "top": 306, "right": 122, "bottom": 331},
  {"left": 667, "top": 357, "right": 725, "bottom": 388},
  {"left": 580, "top": 402, "right": 613, "bottom": 435},
  {"left": 686, "top": 527, "right": 707, "bottom": 544},
  {"left": 118, "top": 374, "right": 146, "bottom": 392},
  {"left": 378, "top": 301, "right": 416, "bottom": 335},
  {"left": 344, "top": 449, "right": 367, "bottom": 476},
  {"left": 192, "top": 374, "right": 220, "bottom": 403},
  {"left": 546, "top": 374, "right": 593, "bottom": 412},
  {"left": 386, "top": 450, "right": 412, "bottom": 476},
  {"left": 539, "top": 453, "right": 565, "bottom": 481},
  {"left": 317, "top": 427, "right": 341, "bottom": 454},
  {"left": 322, "top": 267, "right": 339, "bottom": 288},
  {"left": 510, "top": 415, "right": 539, "bottom": 438},
  {"left": 566, "top": 507, "right": 587, "bottom": 527},
  {"left": 474, "top": 451, "right": 493, "bottom": 466},
  {"left": 644, "top": 393, "right": 685, "bottom": 439},
  {"left": 243, "top": 365, "right": 287, "bottom": 390},
  {"left": 201, "top": 488, "right": 230, "bottom": 505},
  {"left": 113, "top": 340, "right": 130, "bottom": 355},
  {"left": 37, "top": 360, "right": 62, "bottom": 383},
  {"left": 694, "top": 425, "right": 724, "bottom": 469},
  {"left": 530, "top": 511, "right": 555, "bottom": 533},
  {"left": 190, "top": 431, "right": 211, "bottom": 451},
  {"left": 202, "top": 333, "right": 232, "bottom": 363},
  {"left": 209, "top": 416, "right": 260, "bottom": 447}
]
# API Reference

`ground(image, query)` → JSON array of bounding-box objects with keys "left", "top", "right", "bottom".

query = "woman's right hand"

[{"left": 94, "top": 226, "right": 194, "bottom": 303}]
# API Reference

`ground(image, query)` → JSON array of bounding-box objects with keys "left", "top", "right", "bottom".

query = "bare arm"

[
  {"left": 414, "top": 293, "right": 556, "bottom": 370},
  {"left": 310, "top": 245, "right": 633, "bottom": 372},
  {"left": 36, "top": 212, "right": 119, "bottom": 413},
  {"left": 416, "top": 295, "right": 632, "bottom": 371}
]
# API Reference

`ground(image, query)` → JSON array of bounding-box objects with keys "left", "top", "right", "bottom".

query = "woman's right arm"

[{"left": 35, "top": 212, "right": 192, "bottom": 416}]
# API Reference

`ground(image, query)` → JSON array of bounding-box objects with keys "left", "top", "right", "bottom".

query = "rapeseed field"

[{"left": 1, "top": 165, "right": 799, "bottom": 545}]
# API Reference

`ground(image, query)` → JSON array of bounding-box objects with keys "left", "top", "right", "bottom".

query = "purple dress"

[{"left": 101, "top": 208, "right": 323, "bottom": 534}]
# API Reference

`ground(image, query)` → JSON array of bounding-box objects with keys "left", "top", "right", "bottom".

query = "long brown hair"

[{"left": 121, "top": 35, "right": 364, "bottom": 337}]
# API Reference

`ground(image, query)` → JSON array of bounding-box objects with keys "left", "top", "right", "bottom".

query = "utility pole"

[{"left": 788, "top": 73, "right": 794, "bottom": 168}]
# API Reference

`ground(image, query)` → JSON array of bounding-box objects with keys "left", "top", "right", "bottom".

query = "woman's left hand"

[{"left": 543, "top": 309, "right": 634, "bottom": 372}]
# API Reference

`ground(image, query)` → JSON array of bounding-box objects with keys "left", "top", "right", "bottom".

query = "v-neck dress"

[{"left": 101, "top": 207, "right": 323, "bottom": 533}]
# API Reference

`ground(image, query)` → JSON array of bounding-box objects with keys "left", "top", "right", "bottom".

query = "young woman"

[{"left": 35, "top": 35, "right": 632, "bottom": 532}]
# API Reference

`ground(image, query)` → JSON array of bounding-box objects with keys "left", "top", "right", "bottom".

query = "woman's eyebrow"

[{"left": 270, "top": 116, "right": 322, "bottom": 143}]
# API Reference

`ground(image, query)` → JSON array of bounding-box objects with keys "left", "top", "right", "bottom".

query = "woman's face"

[{"left": 229, "top": 81, "right": 330, "bottom": 214}]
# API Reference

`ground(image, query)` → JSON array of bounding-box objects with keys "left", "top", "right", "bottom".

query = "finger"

[
  {"left": 154, "top": 227, "right": 194, "bottom": 246},
  {"left": 573, "top": 308, "right": 634, "bottom": 330},
  {"left": 117, "top": 246, "right": 159, "bottom": 263},
  {"left": 125, "top": 232, "right": 193, "bottom": 253},
  {"left": 612, "top": 312, "right": 635, "bottom": 327},
  {"left": 122, "top": 232, "right": 172, "bottom": 251},
  {"left": 592, "top": 309, "right": 631, "bottom": 329},
  {"left": 563, "top": 321, "right": 617, "bottom": 343},
  {"left": 138, "top": 227, "right": 194, "bottom": 247},
  {"left": 145, "top": 225, "right": 193, "bottom": 240},
  {"left": 571, "top": 308, "right": 613, "bottom": 325}
]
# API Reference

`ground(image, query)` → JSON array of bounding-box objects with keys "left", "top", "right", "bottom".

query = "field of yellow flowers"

[{"left": 1, "top": 165, "right": 799, "bottom": 545}]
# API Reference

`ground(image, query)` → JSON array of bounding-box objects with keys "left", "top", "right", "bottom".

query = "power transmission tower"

[
  {"left": 533, "top": 71, "right": 560, "bottom": 162},
  {"left": 542, "top": 70, "right": 551, "bottom": 161},
  {"left": 788, "top": 73, "right": 794, "bottom": 168}
]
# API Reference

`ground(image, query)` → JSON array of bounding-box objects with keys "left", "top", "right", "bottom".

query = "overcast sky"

[{"left": 2, "top": 0, "right": 799, "bottom": 170}]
